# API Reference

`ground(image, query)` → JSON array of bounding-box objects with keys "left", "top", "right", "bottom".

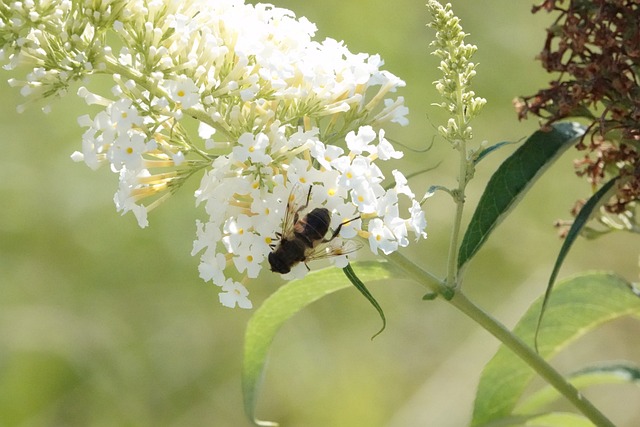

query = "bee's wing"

[
  {"left": 279, "top": 183, "right": 312, "bottom": 239},
  {"left": 305, "top": 238, "right": 363, "bottom": 262}
]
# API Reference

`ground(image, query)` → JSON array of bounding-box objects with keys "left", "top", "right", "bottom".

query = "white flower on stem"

[
  {"left": 381, "top": 97, "right": 410, "bottom": 126},
  {"left": 351, "top": 179, "right": 381, "bottom": 214},
  {"left": 109, "top": 131, "right": 149, "bottom": 171},
  {"left": 392, "top": 169, "right": 415, "bottom": 198},
  {"left": 164, "top": 75, "right": 201, "bottom": 109},
  {"left": 109, "top": 98, "right": 143, "bottom": 132},
  {"left": 198, "top": 250, "right": 228, "bottom": 286},
  {"left": 346, "top": 125, "right": 377, "bottom": 155},
  {"left": 219, "top": 279, "right": 253, "bottom": 309},
  {"left": 309, "top": 142, "right": 344, "bottom": 170},
  {"left": 368, "top": 218, "right": 399, "bottom": 255},
  {"left": 192, "top": 220, "right": 222, "bottom": 256},
  {"left": 408, "top": 199, "right": 428, "bottom": 240},
  {"left": 377, "top": 129, "right": 404, "bottom": 160},
  {"left": 232, "top": 245, "right": 265, "bottom": 279},
  {"left": 233, "top": 132, "right": 272, "bottom": 164},
  {"left": 114, "top": 169, "right": 150, "bottom": 228}
]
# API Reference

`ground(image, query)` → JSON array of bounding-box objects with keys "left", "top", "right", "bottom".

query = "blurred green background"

[{"left": 1, "top": 1, "right": 638, "bottom": 426}]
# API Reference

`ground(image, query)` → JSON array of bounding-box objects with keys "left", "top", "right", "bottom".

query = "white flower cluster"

[
  {"left": 1, "top": 0, "right": 425, "bottom": 308},
  {"left": 193, "top": 124, "right": 426, "bottom": 307}
]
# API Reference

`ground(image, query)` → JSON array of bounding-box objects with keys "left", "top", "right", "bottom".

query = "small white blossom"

[
  {"left": 219, "top": 279, "right": 253, "bottom": 309},
  {"left": 164, "top": 75, "right": 201, "bottom": 109},
  {"left": 346, "top": 125, "right": 377, "bottom": 155},
  {"left": 368, "top": 218, "right": 399, "bottom": 255}
]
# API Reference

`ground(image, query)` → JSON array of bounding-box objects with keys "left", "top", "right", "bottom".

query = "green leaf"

[
  {"left": 343, "top": 264, "right": 386, "bottom": 339},
  {"left": 517, "top": 362, "right": 640, "bottom": 414},
  {"left": 473, "top": 140, "right": 519, "bottom": 165},
  {"left": 242, "top": 261, "right": 398, "bottom": 426},
  {"left": 458, "top": 122, "right": 586, "bottom": 270},
  {"left": 535, "top": 177, "right": 619, "bottom": 349},
  {"left": 522, "top": 412, "right": 594, "bottom": 427},
  {"left": 471, "top": 272, "right": 640, "bottom": 426},
  {"left": 478, "top": 413, "right": 592, "bottom": 427}
]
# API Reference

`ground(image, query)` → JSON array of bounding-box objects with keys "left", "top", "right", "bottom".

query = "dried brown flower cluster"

[{"left": 516, "top": 0, "right": 640, "bottom": 218}]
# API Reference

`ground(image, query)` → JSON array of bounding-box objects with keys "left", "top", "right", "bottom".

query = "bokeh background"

[{"left": 1, "top": 1, "right": 638, "bottom": 426}]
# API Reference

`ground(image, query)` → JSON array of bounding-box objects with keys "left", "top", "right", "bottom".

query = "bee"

[{"left": 268, "top": 184, "right": 362, "bottom": 274}]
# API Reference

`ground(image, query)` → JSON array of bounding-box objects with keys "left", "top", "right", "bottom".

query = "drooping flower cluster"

[
  {"left": 516, "top": 0, "right": 640, "bottom": 228},
  {"left": 1, "top": 0, "right": 425, "bottom": 308}
]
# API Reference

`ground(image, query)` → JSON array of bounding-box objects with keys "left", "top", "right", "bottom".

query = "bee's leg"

[
  {"left": 298, "top": 185, "right": 313, "bottom": 213},
  {"left": 323, "top": 215, "right": 361, "bottom": 242},
  {"left": 270, "top": 232, "right": 282, "bottom": 247}
]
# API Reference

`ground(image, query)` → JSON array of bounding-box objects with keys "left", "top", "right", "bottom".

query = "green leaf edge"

[
  {"left": 242, "top": 261, "right": 398, "bottom": 426},
  {"left": 458, "top": 122, "right": 586, "bottom": 270},
  {"left": 516, "top": 361, "right": 640, "bottom": 414},
  {"left": 471, "top": 271, "right": 640, "bottom": 426},
  {"left": 474, "top": 140, "right": 519, "bottom": 165}
]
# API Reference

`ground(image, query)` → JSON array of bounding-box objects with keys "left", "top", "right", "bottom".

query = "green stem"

[
  {"left": 384, "top": 251, "right": 448, "bottom": 297},
  {"left": 445, "top": 138, "right": 467, "bottom": 288},
  {"left": 448, "top": 291, "right": 616, "bottom": 427},
  {"left": 445, "top": 73, "right": 471, "bottom": 288},
  {"left": 388, "top": 251, "right": 615, "bottom": 427}
]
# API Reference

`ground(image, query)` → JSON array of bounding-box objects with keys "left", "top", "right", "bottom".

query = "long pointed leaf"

[
  {"left": 343, "top": 263, "right": 386, "bottom": 339},
  {"left": 242, "top": 261, "right": 398, "bottom": 426},
  {"left": 471, "top": 272, "right": 640, "bottom": 426},
  {"left": 458, "top": 122, "right": 586, "bottom": 270},
  {"left": 517, "top": 362, "right": 640, "bottom": 414},
  {"left": 535, "top": 176, "right": 619, "bottom": 348}
]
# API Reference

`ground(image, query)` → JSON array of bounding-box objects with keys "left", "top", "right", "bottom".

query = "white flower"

[
  {"left": 232, "top": 132, "right": 272, "bottom": 164},
  {"left": 164, "top": 75, "right": 201, "bottom": 109},
  {"left": 408, "top": 199, "right": 428, "bottom": 240},
  {"left": 198, "top": 250, "right": 228, "bottom": 286},
  {"left": 109, "top": 99, "right": 143, "bottom": 132},
  {"left": 368, "top": 218, "right": 398, "bottom": 255},
  {"left": 109, "top": 131, "right": 149, "bottom": 171},
  {"left": 218, "top": 279, "right": 253, "bottom": 309},
  {"left": 377, "top": 129, "right": 403, "bottom": 160},
  {"left": 392, "top": 169, "right": 415, "bottom": 198},
  {"left": 113, "top": 169, "right": 150, "bottom": 228},
  {"left": 232, "top": 246, "right": 265, "bottom": 279},
  {"left": 346, "top": 125, "right": 377, "bottom": 155}
]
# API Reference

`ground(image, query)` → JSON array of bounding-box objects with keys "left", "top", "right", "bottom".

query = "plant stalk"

[
  {"left": 448, "top": 291, "right": 616, "bottom": 427},
  {"left": 445, "top": 72, "right": 471, "bottom": 289},
  {"left": 388, "top": 251, "right": 615, "bottom": 427}
]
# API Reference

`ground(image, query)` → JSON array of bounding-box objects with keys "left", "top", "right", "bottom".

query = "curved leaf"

[
  {"left": 458, "top": 122, "right": 586, "bottom": 270},
  {"left": 242, "top": 261, "right": 398, "bottom": 426},
  {"left": 517, "top": 361, "right": 640, "bottom": 414},
  {"left": 471, "top": 272, "right": 640, "bottom": 426},
  {"left": 343, "top": 264, "right": 386, "bottom": 339},
  {"left": 535, "top": 176, "right": 619, "bottom": 348}
]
